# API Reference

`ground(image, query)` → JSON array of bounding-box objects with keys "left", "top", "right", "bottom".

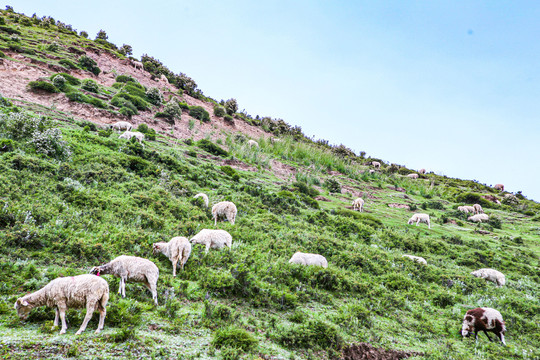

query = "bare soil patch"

[{"left": 342, "top": 343, "right": 422, "bottom": 360}]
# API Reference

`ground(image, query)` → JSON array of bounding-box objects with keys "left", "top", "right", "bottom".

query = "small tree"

[
  {"left": 119, "top": 44, "right": 133, "bottom": 56},
  {"left": 225, "top": 98, "right": 238, "bottom": 115},
  {"left": 146, "top": 87, "right": 163, "bottom": 106},
  {"left": 79, "top": 31, "right": 88, "bottom": 38},
  {"left": 95, "top": 29, "right": 108, "bottom": 41}
]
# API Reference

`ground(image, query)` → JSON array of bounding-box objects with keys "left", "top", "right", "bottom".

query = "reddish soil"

[
  {"left": 388, "top": 203, "right": 410, "bottom": 210},
  {"left": 342, "top": 343, "right": 422, "bottom": 360}
]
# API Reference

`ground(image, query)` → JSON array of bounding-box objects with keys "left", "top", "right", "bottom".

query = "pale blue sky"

[{"left": 7, "top": 1, "right": 540, "bottom": 200}]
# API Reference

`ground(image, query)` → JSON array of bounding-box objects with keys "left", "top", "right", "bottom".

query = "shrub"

[
  {"left": 277, "top": 318, "right": 342, "bottom": 350},
  {"left": 189, "top": 106, "right": 210, "bottom": 122},
  {"left": 145, "top": 87, "right": 163, "bottom": 106},
  {"left": 30, "top": 128, "right": 72, "bottom": 159},
  {"left": 224, "top": 115, "right": 234, "bottom": 123},
  {"left": 224, "top": 98, "right": 238, "bottom": 115},
  {"left": 214, "top": 106, "right": 226, "bottom": 117},
  {"left": 65, "top": 91, "right": 107, "bottom": 109},
  {"left": 119, "top": 106, "right": 136, "bottom": 117},
  {"left": 488, "top": 216, "right": 502, "bottom": 229},
  {"left": 0, "top": 94, "right": 12, "bottom": 107},
  {"left": 197, "top": 139, "right": 228, "bottom": 157},
  {"left": 211, "top": 326, "right": 258, "bottom": 352},
  {"left": 79, "top": 31, "right": 88, "bottom": 38},
  {"left": 115, "top": 75, "right": 137, "bottom": 83},
  {"left": 178, "top": 102, "right": 190, "bottom": 110},
  {"left": 0, "top": 50, "right": 5, "bottom": 58},
  {"left": 324, "top": 178, "right": 341, "bottom": 193},
  {"left": 95, "top": 29, "right": 108, "bottom": 41},
  {"left": 51, "top": 75, "right": 66, "bottom": 89},
  {"left": 112, "top": 93, "right": 148, "bottom": 111},
  {"left": 50, "top": 72, "right": 80, "bottom": 85},
  {"left": 46, "top": 42, "right": 59, "bottom": 52},
  {"left": 78, "top": 55, "right": 101, "bottom": 75},
  {"left": 27, "top": 81, "right": 59, "bottom": 93},
  {"left": 136, "top": 124, "right": 156, "bottom": 141},
  {"left": 81, "top": 79, "right": 99, "bottom": 93},
  {"left": 155, "top": 101, "right": 181, "bottom": 123}
]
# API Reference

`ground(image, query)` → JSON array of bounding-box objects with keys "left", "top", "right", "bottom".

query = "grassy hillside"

[{"left": 1, "top": 8, "right": 539, "bottom": 360}]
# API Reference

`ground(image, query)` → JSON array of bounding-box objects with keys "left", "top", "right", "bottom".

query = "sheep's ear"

[{"left": 22, "top": 300, "right": 29, "bottom": 306}]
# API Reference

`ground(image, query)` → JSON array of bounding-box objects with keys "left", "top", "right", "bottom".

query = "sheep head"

[
  {"left": 14, "top": 298, "right": 31, "bottom": 319},
  {"left": 89, "top": 265, "right": 106, "bottom": 276},
  {"left": 461, "top": 314, "right": 475, "bottom": 337},
  {"left": 152, "top": 243, "right": 163, "bottom": 254}
]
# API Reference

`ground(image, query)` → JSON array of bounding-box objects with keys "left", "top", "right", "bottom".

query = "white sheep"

[
  {"left": 471, "top": 268, "right": 506, "bottom": 287},
  {"left": 369, "top": 169, "right": 376, "bottom": 174},
  {"left": 407, "top": 173, "right": 419, "bottom": 179},
  {"left": 371, "top": 161, "right": 381, "bottom": 168},
  {"left": 407, "top": 213, "right": 431, "bottom": 229},
  {"left": 418, "top": 168, "right": 426, "bottom": 174},
  {"left": 90, "top": 255, "right": 159, "bottom": 305},
  {"left": 468, "top": 214, "right": 489, "bottom": 222},
  {"left": 14, "top": 274, "right": 109, "bottom": 335},
  {"left": 160, "top": 74, "right": 169, "bottom": 84},
  {"left": 402, "top": 254, "right": 427, "bottom": 265},
  {"left": 289, "top": 252, "right": 328, "bottom": 268},
  {"left": 132, "top": 60, "right": 144, "bottom": 70},
  {"left": 473, "top": 203, "right": 484, "bottom": 214},
  {"left": 153, "top": 237, "right": 192, "bottom": 276},
  {"left": 194, "top": 193, "right": 209, "bottom": 208},
  {"left": 352, "top": 198, "right": 364, "bottom": 212},
  {"left": 190, "top": 229, "right": 232, "bottom": 254},
  {"left": 247, "top": 139, "right": 259, "bottom": 148},
  {"left": 461, "top": 307, "right": 506, "bottom": 345},
  {"left": 494, "top": 184, "right": 504, "bottom": 191},
  {"left": 109, "top": 121, "right": 133, "bottom": 131},
  {"left": 119, "top": 130, "right": 145, "bottom": 143},
  {"left": 212, "top": 201, "right": 237, "bottom": 226},
  {"left": 457, "top": 206, "right": 476, "bottom": 214}
]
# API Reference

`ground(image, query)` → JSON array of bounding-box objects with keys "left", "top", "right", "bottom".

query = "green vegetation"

[
  {"left": 189, "top": 105, "right": 211, "bottom": 122},
  {"left": 0, "top": 8, "right": 539, "bottom": 360}
]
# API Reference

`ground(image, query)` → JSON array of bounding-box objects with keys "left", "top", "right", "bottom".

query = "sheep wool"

[
  {"left": 190, "top": 229, "right": 232, "bottom": 254},
  {"left": 212, "top": 201, "right": 237, "bottom": 225},
  {"left": 14, "top": 274, "right": 109, "bottom": 335},
  {"left": 153, "top": 236, "right": 192, "bottom": 276},
  {"left": 468, "top": 214, "right": 489, "bottom": 222},
  {"left": 119, "top": 131, "right": 145, "bottom": 143},
  {"left": 402, "top": 254, "right": 427, "bottom": 265},
  {"left": 90, "top": 255, "right": 159, "bottom": 305},
  {"left": 407, "top": 213, "right": 431, "bottom": 229},
  {"left": 461, "top": 307, "right": 506, "bottom": 345},
  {"left": 110, "top": 121, "right": 133, "bottom": 131},
  {"left": 193, "top": 193, "right": 209, "bottom": 208},
  {"left": 494, "top": 184, "right": 505, "bottom": 191},
  {"left": 289, "top": 252, "right": 328, "bottom": 268},
  {"left": 471, "top": 268, "right": 506, "bottom": 287},
  {"left": 473, "top": 204, "right": 484, "bottom": 214},
  {"left": 407, "top": 173, "right": 419, "bottom": 179},
  {"left": 247, "top": 139, "right": 259, "bottom": 148},
  {"left": 371, "top": 161, "right": 381, "bottom": 168},
  {"left": 352, "top": 198, "right": 364, "bottom": 212},
  {"left": 418, "top": 168, "right": 426, "bottom": 174}
]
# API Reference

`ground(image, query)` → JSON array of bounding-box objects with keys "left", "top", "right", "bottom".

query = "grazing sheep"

[
  {"left": 247, "top": 139, "right": 259, "bottom": 148},
  {"left": 190, "top": 229, "right": 232, "bottom": 254},
  {"left": 468, "top": 214, "right": 489, "bottom": 222},
  {"left": 289, "top": 252, "right": 328, "bottom": 268},
  {"left": 407, "top": 213, "right": 431, "bottom": 229},
  {"left": 109, "top": 121, "right": 133, "bottom": 131},
  {"left": 402, "top": 254, "right": 427, "bottom": 265},
  {"left": 407, "top": 173, "right": 419, "bottom": 179},
  {"left": 371, "top": 161, "right": 381, "bottom": 168},
  {"left": 194, "top": 193, "right": 209, "bottom": 208},
  {"left": 461, "top": 307, "right": 506, "bottom": 345},
  {"left": 90, "top": 255, "right": 159, "bottom": 305},
  {"left": 494, "top": 184, "right": 504, "bottom": 191},
  {"left": 270, "top": 137, "right": 281, "bottom": 144},
  {"left": 119, "top": 130, "right": 145, "bottom": 143},
  {"left": 153, "top": 237, "right": 191, "bottom": 276},
  {"left": 418, "top": 169, "right": 426, "bottom": 174},
  {"left": 369, "top": 169, "right": 376, "bottom": 174},
  {"left": 160, "top": 74, "right": 169, "bottom": 84},
  {"left": 132, "top": 60, "right": 144, "bottom": 70},
  {"left": 14, "top": 274, "right": 109, "bottom": 335},
  {"left": 473, "top": 203, "right": 484, "bottom": 214},
  {"left": 457, "top": 205, "right": 476, "bottom": 214},
  {"left": 212, "top": 201, "right": 237, "bottom": 226},
  {"left": 352, "top": 198, "right": 364, "bottom": 212},
  {"left": 471, "top": 268, "right": 506, "bottom": 287}
]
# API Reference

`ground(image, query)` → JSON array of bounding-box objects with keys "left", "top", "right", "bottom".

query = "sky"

[{"left": 6, "top": 1, "right": 540, "bottom": 201}]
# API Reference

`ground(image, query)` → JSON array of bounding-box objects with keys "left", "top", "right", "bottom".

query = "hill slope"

[{"left": 0, "top": 8, "right": 539, "bottom": 360}]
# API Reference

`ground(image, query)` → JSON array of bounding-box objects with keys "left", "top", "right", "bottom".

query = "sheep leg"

[
  {"left": 499, "top": 333, "right": 506, "bottom": 346},
  {"left": 58, "top": 305, "right": 68, "bottom": 334},
  {"left": 117, "top": 278, "right": 123, "bottom": 296},
  {"left": 416, "top": 219, "right": 420, "bottom": 226},
  {"left": 172, "top": 258, "right": 178, "bottom": 277},
  {"left": 121, "top": 277, "right": 127, "bottom": 298},
  {"left": 53, "top": 307, "right": 59, "bottom": 329},
  {"left": 483, "top": 331, "right": 494, "bottom": 342},
  {"left": 76, "top": 302, "right": 96, "bottom": 335},
  {"left": 96, "top": 306, "right": 106, "bottom": 334},
  {"left": 205, "top": 243, "right": 210, "bottom": 255}
]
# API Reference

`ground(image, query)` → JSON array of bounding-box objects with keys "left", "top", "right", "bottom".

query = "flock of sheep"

[{"left": 13, "top": 129, "right": 509, "bottom": 346}]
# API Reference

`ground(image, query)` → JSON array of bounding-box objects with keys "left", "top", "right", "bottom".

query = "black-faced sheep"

[
  {"left": 352, "top": 197, "right": 364, "bottom": 212},
  {"left": 471, "top": 268, "right": 506, "bottom": 287},
  {"left": 461, "top": 307, "right": 506, "bottom": 345},
  {"left": 153, "top": 236, "right": 192, "bottom": 276},
  {"left": 212, "top": 201, "right": 237, "bottom": 225},
  {"left": 190, "top": 229, "right": 232, "bottom": 254},
  {"left": 407, "top": 213, "right": 430, "bottom": 229},
  {"left": 14, "top": 274, "right": 109, "bottom": 335},
  {"left": 289, "top": 252, "right": 328, "bottom": 268},
  {"left": 90, "top": 255, "right": 159, "bottom": 305}
]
